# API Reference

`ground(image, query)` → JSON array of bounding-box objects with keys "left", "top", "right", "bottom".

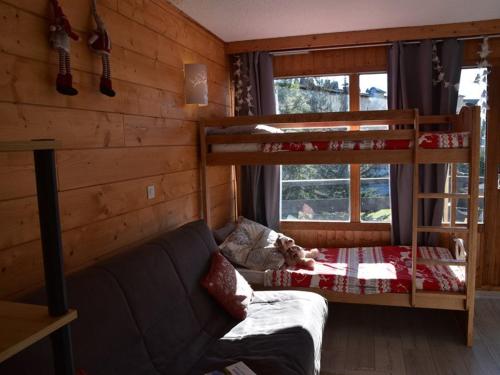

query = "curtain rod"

[{"left": 270, "top": 34, "right": 500, "bottom": 56}]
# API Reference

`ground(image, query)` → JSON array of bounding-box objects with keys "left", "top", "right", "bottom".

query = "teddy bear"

[{"left": 275, "top": 234, "right": 319, "bottom": 270}]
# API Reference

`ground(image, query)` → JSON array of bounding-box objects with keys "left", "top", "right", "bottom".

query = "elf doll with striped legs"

[
  {"left": 49, "top": 0, "right": 79, "bottom": 96},
  {"left": 89, "top": 0, "right": 116, "bottom": 97}
]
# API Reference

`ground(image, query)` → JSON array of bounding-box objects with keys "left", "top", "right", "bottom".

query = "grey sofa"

[{"left": 0, "top": 220, "right": 328, "bottom": 375}]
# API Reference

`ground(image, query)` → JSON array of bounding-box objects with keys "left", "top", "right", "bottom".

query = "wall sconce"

[{"left": 184, "top": 63, "right": 208, "bottom": 106}]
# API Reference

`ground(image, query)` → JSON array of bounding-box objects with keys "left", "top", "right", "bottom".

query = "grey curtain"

[
  {"left": 231, "top": 52, "right": 280, "bottom": 230},
  {"left": 388, "top": 39, "right": 463, "bottom": 245}
]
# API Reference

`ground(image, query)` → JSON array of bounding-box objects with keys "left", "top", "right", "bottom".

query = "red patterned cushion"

[
  {"left": 201, "top": 251, "right": 253, "bottom": 320},
  {"left": 76, "top": 370, "right": 88, "bottom": 375}
]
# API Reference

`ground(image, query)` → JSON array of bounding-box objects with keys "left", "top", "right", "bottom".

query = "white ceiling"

[{"left": 169, "top": 0, "right": 500, "bottom": 42}]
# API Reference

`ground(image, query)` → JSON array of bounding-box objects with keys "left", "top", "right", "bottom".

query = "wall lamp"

[{"left": 184, "top": 63, "right": 208, "bottom": 106}]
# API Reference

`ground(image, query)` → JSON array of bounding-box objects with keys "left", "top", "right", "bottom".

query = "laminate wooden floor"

[{"left": 320, "top": 293, "right": 500, "bottom": 375}]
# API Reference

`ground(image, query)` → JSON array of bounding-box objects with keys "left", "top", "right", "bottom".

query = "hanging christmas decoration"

[
  {"left": 475, "top": 37, "right": 491, "bottom": 112},
  {"left": 232, "top": 55, "right": 254, "bottom": 116},
  {"left": 432, "top": 43, "right": 460, "bottom": 91},
  {"left": 89, "top": 0, "right": 116, "bottom": 97},
  {"left": 49, "top": 0, "right": 79, "bottom": 96}
]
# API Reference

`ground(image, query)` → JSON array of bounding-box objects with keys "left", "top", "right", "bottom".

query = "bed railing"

[{"left": 201, "top": 108, "right": 474, "bottom": 166}]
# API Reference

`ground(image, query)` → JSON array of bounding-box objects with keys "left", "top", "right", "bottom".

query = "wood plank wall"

[
  {"left": 274, "top": 39, "right": 500, "bottom": 288},
  {"left": 0, "top": 0, "right": 233, "bottom": 299},
  {"left": 274, "top": 39, "right": 500, "bottom": 77}
]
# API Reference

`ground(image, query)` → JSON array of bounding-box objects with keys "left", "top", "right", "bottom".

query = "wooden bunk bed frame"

[{"left": 199, "top": 106, "right": 481, "bottom": 346}]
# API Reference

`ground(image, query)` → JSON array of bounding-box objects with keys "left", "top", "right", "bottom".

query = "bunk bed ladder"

[{"left": 411, "top": 106, "right": 480, "bottom": 346}]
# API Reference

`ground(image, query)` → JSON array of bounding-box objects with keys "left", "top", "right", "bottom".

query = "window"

[
  {"left": 275, "top": 76, "right": 349, "bottom": 114},
  {"left": 275, "top": 76, "right": 350, "bottom": 221},
  {"left": 275, "top": 74, "right": 391, "bottom": 223},
  {"left": 443, "top": 67, "right": 487, "bottom": 223},
  {"left": 275, "top": 68, "right": 487, "bottom": 225}
]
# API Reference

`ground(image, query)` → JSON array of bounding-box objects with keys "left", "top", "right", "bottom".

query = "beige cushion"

[{"left": 219, "top": 217, "right": 284, "bottom": 271}]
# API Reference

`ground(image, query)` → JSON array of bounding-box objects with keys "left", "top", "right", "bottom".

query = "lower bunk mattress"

[{"left": 238, "top": 245, "right": 465, "bottom": 294}]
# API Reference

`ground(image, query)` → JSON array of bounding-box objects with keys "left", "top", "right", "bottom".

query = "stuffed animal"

[
  {"left": 276, "top": 234, "right": 319, "bottom": 270},
  {"left": 49, "top": 0, "right": 79, "bottom": 96},
  {"left": 89, "top": 0, "right": 116, "bottom": 97}
]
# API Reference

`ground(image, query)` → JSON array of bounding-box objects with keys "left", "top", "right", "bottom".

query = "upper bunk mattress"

[
  {"left": 263, "top": 245, "right": 465, "bottom": 294},
  {"left": 211, "top": 131, "right": 469, "bottom": 153}
]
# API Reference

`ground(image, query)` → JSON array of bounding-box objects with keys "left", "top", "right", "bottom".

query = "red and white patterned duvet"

[
  {"left": 263, "top": 246, "right": 465, "bottom": 294},
  {"left": 261, "top": 132, "right": 469, "bottom": 153}
]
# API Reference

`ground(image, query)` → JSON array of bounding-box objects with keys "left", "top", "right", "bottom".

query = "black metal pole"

[{"left": 33, "top": 149, "right": 75, "bottom": 375}]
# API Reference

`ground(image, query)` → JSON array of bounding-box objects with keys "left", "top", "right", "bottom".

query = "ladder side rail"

[{"left": 411, "top": 109, "right": 420, "bottom": 307}]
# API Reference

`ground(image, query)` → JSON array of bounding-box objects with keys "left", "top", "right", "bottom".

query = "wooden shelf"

[
  {"left": 0, "top": 140, "right": 62, "bottom": 152},
  {"left": 0, "top": 301, "right": 77, "bottom": 363}
]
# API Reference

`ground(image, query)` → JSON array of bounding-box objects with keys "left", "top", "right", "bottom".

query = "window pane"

[
  {"left": 275, "top": 75, "right": 351, "bottom": 222},
  {"left": 449, "top": 68, "right": 487, "bottom": 223},
  {"left": 275, "top": 76, "right": 349, "bottom": 114},
  {"left": 360, "top": 73, "right": 388, "bottom": 111},
  {"left": 360, "top": 164, "right": 391, "bottom": 222},
  {"left": 281, "top": 165, "right": 350, "bottom": 221},
  {"left": 359, "top": 73, "right": 391, "bottom": 222}
]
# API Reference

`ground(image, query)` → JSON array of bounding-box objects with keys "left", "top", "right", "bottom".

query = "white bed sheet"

[{"left": 237, "top": 268, "right": 265, "bottom": 285}]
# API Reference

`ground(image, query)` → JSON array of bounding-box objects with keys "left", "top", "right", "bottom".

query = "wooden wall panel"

[
  {"left": 227, "top": 19, "right": 500, "bottom": 54},
  {"left": 280, "top": 222, "right": 391, "bottom": 248},
  {"left": 0, "top": 0, "right": 233, "bottom": 298},
  {"left": 274, "top": 39, "right": 500, "bottom": 78},
  {"left": 274, "top": 46, "right": 388, "bottom": 77},
  {"left": 281, "top": 228, "right": 392, "bottom": 249}
]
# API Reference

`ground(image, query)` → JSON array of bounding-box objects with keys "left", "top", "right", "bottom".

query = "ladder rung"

[
  {"left": 416, "top": 226, "right": 469, "bottom": 233},
  {"left": 417, "top": 258, "right": 467, "bottom": 266},
  {"left": 417, "top": 193, "right": 470, "bottom": 199}
]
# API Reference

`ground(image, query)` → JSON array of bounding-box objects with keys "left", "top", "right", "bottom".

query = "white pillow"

[
  {"left": 219, "top": 217, "right": 284, "bottom": 271},
  {"left": 207, "top": 124, "right": 283, "bottom": 135}
]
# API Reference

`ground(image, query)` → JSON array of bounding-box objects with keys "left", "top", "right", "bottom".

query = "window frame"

[{"left": 277, "top": 72, "right": 391, "bottom": 228}]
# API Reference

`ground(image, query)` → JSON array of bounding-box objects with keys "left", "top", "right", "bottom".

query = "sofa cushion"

[
  {"left": 219, "top": 217, "right": 284, "bottom": 271},
  {"left": 151, "top": 220, "right": 235, "bottom": 337},
  {"left": 213, "top": 221, "right": 237, "bottom": 244},
  {"left": 201, "top": 251, "right": 254, "bottom": 320},
  {"left": 96, "top": 220, "right": 235, "bottom": 375},
  {"left": 0, "top": 268, "right": 159, "bottom": 375},
  {"left": 191, "top": 290, "right": 328, "bottom": 375}
]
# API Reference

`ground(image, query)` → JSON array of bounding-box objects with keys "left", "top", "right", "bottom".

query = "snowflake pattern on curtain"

[
  {"left": 432, "top": 43, "right": 460, "bottom": 91},
  {"left": 232, "top": 55, "right": 254, "bottom": 116}
]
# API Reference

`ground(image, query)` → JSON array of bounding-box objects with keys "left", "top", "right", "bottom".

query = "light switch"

[{"left": 147, "top": 184, "right": 156, "bottom": 200}]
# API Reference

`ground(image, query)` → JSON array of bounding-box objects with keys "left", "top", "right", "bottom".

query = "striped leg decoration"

[
  {"left": 55, "top": 50, "right": 77, "bottom": 96},
  {"left": 99, "top": 54, "right": 115, "bottom": 97}
]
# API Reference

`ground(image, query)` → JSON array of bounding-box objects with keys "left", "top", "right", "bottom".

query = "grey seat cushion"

[{"left": 191, "top": 290, "right": 328, "bottom": 375}]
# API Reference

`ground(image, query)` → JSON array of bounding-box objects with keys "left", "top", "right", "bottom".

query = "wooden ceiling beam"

[{"left": 225, "top": 19, "right": 500, "bottom": 54}]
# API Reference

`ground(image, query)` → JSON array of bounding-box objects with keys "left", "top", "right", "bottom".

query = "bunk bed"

[{"left": 199, "top": 106, "right": 481, "bottom": 346}]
